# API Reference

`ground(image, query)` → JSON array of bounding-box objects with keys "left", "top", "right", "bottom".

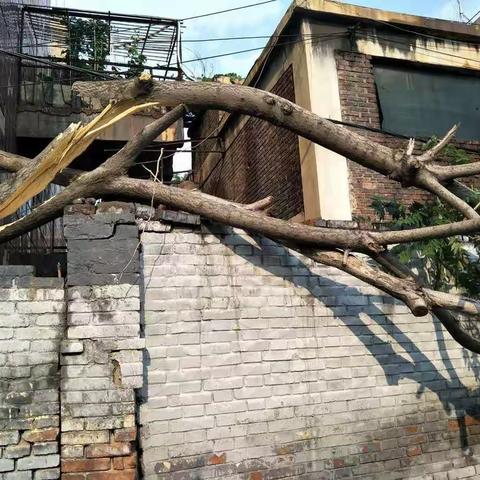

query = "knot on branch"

[
  {"left": 389, "top": 151, "right": 424, "bottom": 187},
  {"left": 128, "top": 73, "right": 154, "bottom": 99},
  {"left": 359, "top": 232, "right": 385, "bottom": 255},
  {"left": 263, "top": 95, "right": 276, "bottom": 106},
  {"left": 280, "top": 103, "right": 293, "bottom": 115}
]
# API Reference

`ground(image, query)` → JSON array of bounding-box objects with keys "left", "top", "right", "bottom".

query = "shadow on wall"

[{"left": 220, "top": 229, "right": 480, "bottom": 458}]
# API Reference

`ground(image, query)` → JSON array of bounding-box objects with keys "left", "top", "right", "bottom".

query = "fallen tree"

[{"left": 1, "top": 75, "right": 480, "bottom": 352}]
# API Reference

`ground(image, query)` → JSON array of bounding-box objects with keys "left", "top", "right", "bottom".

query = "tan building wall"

[{"left": 193, "top": 0, "right": 480, "bottom": 222}]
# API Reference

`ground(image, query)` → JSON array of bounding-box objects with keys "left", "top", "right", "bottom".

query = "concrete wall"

[
  {"left": 0, "top": 265, "right": 64, "bottom": 480},
  {"left": 139, "top": 220, "right": 480, "bottom": 480}
]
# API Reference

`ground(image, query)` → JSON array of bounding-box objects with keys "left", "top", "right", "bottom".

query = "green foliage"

[
  {"left": 126, "top": 34, "right": 147, "bottom": 78},
  {"left": 201, "top": 72, "right": 243, "bottom": 83},
  {"left": 62, "top": 17, "right": 110, "bottom": 72},
  {"left": 371, "top": 142, "right": 480, "bottom": 297}
]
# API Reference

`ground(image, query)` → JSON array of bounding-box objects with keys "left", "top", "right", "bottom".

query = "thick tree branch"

[
  {"left": 100, "top": 177, "right": 380, "bottom": 252},
  {"left": 416, "top": 171, "right": 479, "bottom": 219},
  {"left": 375, "top": 251, "right": 480, "bottom": 354},
  {"left": 74, "top": 79, "right": 480, "bottom": 222},
  {"left": 74, "top": 79, "right": 401, "bottom": 177},
  {"left": 376, "top": 218, "right": 480, "bottom": 245},
  {"left": 436, "top": 162, "right": 480, "bottom": 181},
  {"left": 300, "top": 249, "right": 429, "bottom": 317}
]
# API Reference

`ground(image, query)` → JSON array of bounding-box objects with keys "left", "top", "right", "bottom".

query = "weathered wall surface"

[
  {"left": 192, "top": 67, "right": 304, "bottom": 220},
  {"left": 335, "top": 50, "right": 480, "bottom": 220},
  {"left": 140, "top": 221, "right": 480, "bottom": 480},
  {"left": 335, "top": 50, "right": 430, "bottom": 220},
  {"left": 0, "top": 265, "right": 64, "bottom": 480},
  {"left": 60, "top": 204, "right": 144, "bottom": 480}
]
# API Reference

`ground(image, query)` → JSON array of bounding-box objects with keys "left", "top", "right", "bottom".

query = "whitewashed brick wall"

[
  {"left": 0, "top": 267, "right": 64, "bottom": 480},
  {"left": 139, "top": 222, "right": 480, "bottom": 480}
]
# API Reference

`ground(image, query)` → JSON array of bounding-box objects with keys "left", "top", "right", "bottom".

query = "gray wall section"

[
  {"left": 139, "top": 221, "right": 480, "bottom": 480},
  {"left": 60, "top": 204, "right": 143, "bottom": 478},
  {"left": 64, "top": 206, "right": 140, "bottom": 287},
  {"left": 0, "top": 265, "right": 64, "bottom": 480}
]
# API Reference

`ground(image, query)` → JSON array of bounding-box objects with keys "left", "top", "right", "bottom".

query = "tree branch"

[
  {"left": 418, "top": 124, "right": 459, "bottom": 163},
  {"left": 436, "top": 162, "right": 480, "bottom": 182},
  {"left": 416, "top": 171, "right": 479, "bottom": 219}
]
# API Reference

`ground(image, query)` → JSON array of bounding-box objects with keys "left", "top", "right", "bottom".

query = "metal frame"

[
  {"left": 5, "top": 5, "right": 184, "bottom": 260},
  {"left": 19, "top": 5, "right": 182, "bottom": 81}
]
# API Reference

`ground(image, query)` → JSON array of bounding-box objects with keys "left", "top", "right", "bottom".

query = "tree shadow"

[{"left": 212, "top": 226, "right": 480, "bottom": 456}]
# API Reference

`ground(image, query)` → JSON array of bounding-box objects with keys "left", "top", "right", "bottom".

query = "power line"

[
  {"left": 181, "top": 32, "right": 347, "bottom": 64},
  {"left": 181, "top": 0, "right": 278, "bottom": 22},
  {"left": 0, "top": 47, "right": 117, "bottom": 80},
  {"left": 466, "top": 8, "right": 480, "bottom": 23},
  {"left": 369, "top": 16, "right": 480, "bottom": 46},
  {"left": 181, "top": 32, "right": 344, "bottom": 43}
]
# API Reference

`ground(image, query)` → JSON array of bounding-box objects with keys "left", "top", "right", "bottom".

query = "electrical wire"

[
  {"left": 181, "top": 31, "right": 347, "bottom": 65},
  {"left": 466, "top": 8, "right": 480, "bottom": 23},
  {"left": 181, "top": 0, "right": 278, "bottom": 22},
  {"left": 369, "top": 16, "right": 480, "bottom": 46},
  {"left": 181, "top": 32, "right": 345, "bottom": 43}
]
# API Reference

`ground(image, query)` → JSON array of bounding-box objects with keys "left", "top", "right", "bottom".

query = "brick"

[
  {"left": 4, "top": 440, "right": 31, "bottom": 458},
  {"left": 17, "top": 454, "right": 60, "bottom": 470},
  {"left": 0, "top": 459, "right": 14, "bottom": 472},
  {"left": 85, "top": 471, "right": 135, "bottom": 480},
  {"left": 23, "top": 429, "right": 59, "bottom": 443},
  {"left": 85, "top": 443, "right": 132, "bottom": 458},
  {"left": 34, "top": 468, "right": 61, "bottom": 479},
  {"left": 0, "top": 431, "right": 20, "bottom": 446},
  {"left": 33, "top": 442, "right": 58, "bottom": 455},
  {"left": 61, "top": 431, "right": 109, "bottom": 445},
  {"left": 61, "top": 445, "right": 84, "bottom": 459},
  {"left": 113, "top": 429, "right": 136, "bottom": 442},
  {"left": 61, "top": 458, "right": 111, "bottom": 473}
]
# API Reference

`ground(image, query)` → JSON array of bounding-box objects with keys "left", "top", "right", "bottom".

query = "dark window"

[{"left": 374, "top": 64, "right": 480, "bottom": 140}]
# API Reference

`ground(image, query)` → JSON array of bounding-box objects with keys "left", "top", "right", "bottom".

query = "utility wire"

[
  {"left": 181, "top": 0, "right": 277, "bottom": 22},
  {"left": 181, "top": 32, "right": 347, "bottom": 64},
  {"left": 181, "top": 32, "right": 345, "bottom": 43},
  {"left": 369, "top": 17, "right": 480, "bottom": 45},
  {"left": 467, "top": 8, "right": 480, "bottom": 23}
]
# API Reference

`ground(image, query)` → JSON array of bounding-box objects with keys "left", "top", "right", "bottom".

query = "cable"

[
  {"left": 181, "top": 32, "right": 347, "bottom": 64},
  {"left": 369, "top": 16, "right": 480, "bottom": 46},
  {"left": 181, "top": 0, "right": 278, "bottom": 22},
  {"left": 0, "top": 47, "right": 117, "bottom": 80},
  {"left": 466, "top": 8, "right": 480, "bottom": 23},
  {"left": 181, "top": 32, "right": 345, "bottom": 43}
]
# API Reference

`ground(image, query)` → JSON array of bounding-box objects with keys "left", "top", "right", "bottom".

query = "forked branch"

[{"left": 0, "top": 76, "right": 479, "bottom": 352}]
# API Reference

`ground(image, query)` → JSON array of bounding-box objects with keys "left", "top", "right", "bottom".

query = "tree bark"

[{"left": 0, "top": 77, "right": 478, "bottom": 352}]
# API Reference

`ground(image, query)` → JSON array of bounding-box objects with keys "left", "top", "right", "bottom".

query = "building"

[
  {"left": 191, "top": 0, "right": 480, "bottom": 222},
  {"left": 0, "top": 2, "right": 184, "bottom": 270}
]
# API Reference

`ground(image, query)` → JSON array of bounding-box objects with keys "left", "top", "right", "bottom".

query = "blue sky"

[{"left": 54, "top": 0, "right": 480, "bottom": 78}]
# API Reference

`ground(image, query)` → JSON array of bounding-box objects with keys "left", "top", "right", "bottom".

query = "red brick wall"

[
  {"left": 336, "top": 51, "right": 431, "bottom": 221},
  {"left": 192, "top": 66, "right": 304, "bottom": 220}
]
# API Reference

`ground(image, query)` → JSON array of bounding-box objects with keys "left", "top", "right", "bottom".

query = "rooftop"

[{"left": 244, "top": 0, "right": 480, "bottom": 86}]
